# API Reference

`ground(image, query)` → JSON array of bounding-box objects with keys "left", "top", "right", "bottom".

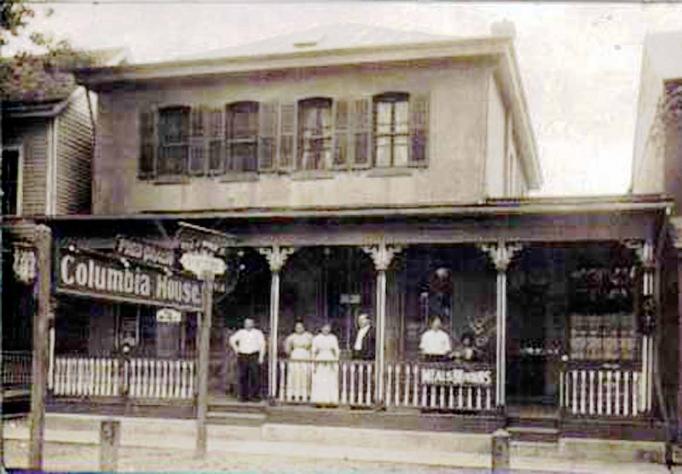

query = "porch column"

[
  {"left": 480, "top": 241, "right": 522, "bottom": 408},
  {"left": 362, "top": 243, "right": 402, "bottom": 407},
  {"left": 258, "top": 246, "right": 295, "bottom": 402},
  {"left": 29, "top": 225, "right": 52, "bottom": 470},
  {"left": 629, "top": 239, "right": 656, "bottom": 413}
]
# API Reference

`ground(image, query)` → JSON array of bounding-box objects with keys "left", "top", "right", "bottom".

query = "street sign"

[
  {"left": 13, "top": 244, "right": 37, "bottom": 284},
  {"left": 156, "top": 308, "right": 182, "bottom": 324},
  {"left": 340, "top": 293, "right": 361, "bottom": 304},
  {"left": 180, "top": 252, "right": 227, "bottom": 278}
]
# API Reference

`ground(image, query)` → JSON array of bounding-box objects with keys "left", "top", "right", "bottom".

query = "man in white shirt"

[
  {"left": 352, "top": 313, "right": 375, "bottom": 361},
  {"left": 229, "top": 318, "right": 266, "bottom": 402},
  {"left": 419, "top": 316, "right": 452, "bottom": 363}
]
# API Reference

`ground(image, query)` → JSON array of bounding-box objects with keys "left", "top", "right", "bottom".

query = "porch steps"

[{"left": 506, "top": 412, "right": 560, "bottom": 443}]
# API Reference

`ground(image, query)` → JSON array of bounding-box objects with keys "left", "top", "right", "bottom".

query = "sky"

[{"left": 7, "top": 1, "right": 682, "bottom": 196}]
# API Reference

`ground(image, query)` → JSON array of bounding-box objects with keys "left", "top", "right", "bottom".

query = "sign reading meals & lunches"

[{"left": 56, "top": 248, "right": 203, "bottom": 311}]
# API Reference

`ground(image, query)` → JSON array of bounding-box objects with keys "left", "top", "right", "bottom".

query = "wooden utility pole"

[
  {"left": 195, "top": 272, "right": 214, "bottom": 457},
  {"left": 28, "top": 224, "right": 52, "bottom": 469}
]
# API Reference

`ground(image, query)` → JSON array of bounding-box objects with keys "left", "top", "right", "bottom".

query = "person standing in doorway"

[
  {"left": 419, "top": 315, "right": 452, "bottom": 363},
  {"left": 229, "top": 318, "right": 266, "bottom": 402},
  {"left": 352, "top": 313, "right": 375, "bottom": 361}
]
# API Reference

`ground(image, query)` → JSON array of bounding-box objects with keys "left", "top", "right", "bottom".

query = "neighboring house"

[
  {"left": 631, "top": 30, "right": 682, "bottom": 442},
  {"left": 15, "top": 24, "right": 671, "bottom": 455},
  {"left": 1, "top": 48, "right": 127, "bottom": 366}
]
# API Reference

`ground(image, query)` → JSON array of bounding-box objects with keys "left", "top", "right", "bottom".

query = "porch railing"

[
  {"left": 276, "top": 359, "right": 494, "bottom": 411},
  {"left": 559, "top": 362, "right": 642, "bottom": 417},
  {"left": 385, "top": 361, "right": 494, "bottom": 411},
  {"left": 276, "top": 359, "right": 375, "bottom": 407},
  {"left": 2, "top": 351, "right": 32, "bottom": 388},
  {"left": 52, "top": 356, "right": 195, "bottom": 400}
]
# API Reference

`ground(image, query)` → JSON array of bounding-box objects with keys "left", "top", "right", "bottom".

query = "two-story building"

[
  {"left": 631, "top": 29, "right": 682, "bottom": 443},
  {"left": 19, "top": 24, "right": 669, "bottom": 445}
]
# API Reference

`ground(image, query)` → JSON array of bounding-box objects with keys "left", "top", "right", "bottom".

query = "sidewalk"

[{"left": 1, "top": 415, "right": 675, "bottom": 473}]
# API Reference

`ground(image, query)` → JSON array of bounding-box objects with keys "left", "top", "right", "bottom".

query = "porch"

[{"left": 47, "top": 239, "right": 656, "bottom": 431}]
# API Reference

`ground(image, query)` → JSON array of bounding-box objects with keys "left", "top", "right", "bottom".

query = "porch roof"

[{"left": 31, "top": 193, "right": 672, "bottom": 223}]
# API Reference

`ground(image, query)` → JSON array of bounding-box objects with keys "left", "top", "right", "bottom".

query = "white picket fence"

[
  {"left": 560, "top": 366, "right": 642, "bottom": 417},
  {"left": 276, "top": 359, "right": 494, "bottom": 411},
  {"left": 52, "top": 357, "right": 195, "bottom": 399}
]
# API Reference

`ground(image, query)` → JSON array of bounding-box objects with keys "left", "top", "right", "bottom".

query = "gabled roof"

[
  {"left": 75, "top": 25, "right": 541, "bottom": 189},
  {"left": 176, "top": 23, "right": 455, "bottom": 61}
]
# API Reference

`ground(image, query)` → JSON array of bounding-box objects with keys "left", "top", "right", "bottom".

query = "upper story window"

[
  {"left": 137, "top": 92, "right": 428, "bottom": 180},
  {"left": 1, "top": 149, "right": 20, "bottom": 216},
  {"left": 158, "top": 106, "right": 190, "bottom": 177},
  {"left": 373, "top": 92, "right": 429, "bottom": 168},
  {"left": 298, "top": 97, "right": 332, "bottom": 171},
  {"left": 226, "top": 102, "right": 259, "bottom": 173},
  {"left": 374, "top": 93, "right": 409, "bottom": 168}
]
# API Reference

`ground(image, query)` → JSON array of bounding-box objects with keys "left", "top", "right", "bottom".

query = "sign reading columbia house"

[{"left": 56, "top": 248, "right": 203, "bottom": 311}]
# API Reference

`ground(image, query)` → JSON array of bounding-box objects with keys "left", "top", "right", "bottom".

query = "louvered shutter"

[
  {"left": 409, "top": 93, "right": 429, "bottom": 165},
  {"left": 332, "top": 99, "right": 350, "bottom": 169},
  {"left": 207, "top": 107, "right": 224, "bottom": 175},
  {"left": 138, "top": 106, "right": 157, "bottom": 178},
  {"left": 189, "top": 106, "right": 207, "bottom": 176},
  {"left": 258, "top": 102, "right": 278, "bottom": 171},
  {"left": 278, "top": 102, "right": 296, "bottom": 171},
  {"left": 352, "top": 97, "right": 372, "bottom": 168}
]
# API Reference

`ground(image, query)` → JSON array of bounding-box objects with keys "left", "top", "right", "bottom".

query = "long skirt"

[
  {"left": 286, "top": 358, "right": 311, "bottom": 402},
  {"left": 310, "top": 361, "right": 339, "bottom": 405}
]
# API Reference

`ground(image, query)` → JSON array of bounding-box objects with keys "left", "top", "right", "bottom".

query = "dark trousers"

[{"left": 237, "top": 353, "right": 260, "bottom": 402}]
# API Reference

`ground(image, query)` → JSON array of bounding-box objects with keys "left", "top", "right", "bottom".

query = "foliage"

[
  {"left": 0, "top": 0, "right": 35, "bottom": 47},
  {"left": 1, "top": 0, "right": 95, "bottom": 102}
]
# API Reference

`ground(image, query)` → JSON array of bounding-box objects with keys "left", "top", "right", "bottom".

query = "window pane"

[
  {"left": 376, "top": 102, "right": 392, "bottom": 134},
  {"left": 1, "top": 151, "right": 18, "bottom": 215},
  {"left": 394, "top": 101, "right": 409, "bottom": 134},
  {"left": 298, "top": 98, "right": 332, "bottom": 170},
  {"left": 160, "top": 108, "right": 189, "bottom": 145},
  {"left": 393, "top": 137, "right": 409, "bottom": 167},
  {"left": 158, "top": 146, "right": 188, "bottom": 175},
  {"left": 229, "top": 142, "right": 257, "bottom": 172},
  {"left": 375, "top": 137, "right": 391, "bottom": 168}
]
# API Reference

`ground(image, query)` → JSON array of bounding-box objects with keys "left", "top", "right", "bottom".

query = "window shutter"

[
  {"left": 207, "top": 107, "right": 224, "bottom": 175},
  {"left": 258, "top": 101, "right": 278, "bottom": 171},
  {"left": 138, "top": 106, "right": 157, "bottom": 179},
  {"left": 277, "top": 102, "right": 296, "bottom": 172},
  {"left": 409, "top": 93, "right": 429, "bottom": 165},
  {"left": 189, "top": 106, "right": 207, "bottom": 176},
  {"left": 332, "top": 99, "right": 350, "bottom": 169},
  {"left": 351, "top": 97, "right": 372, "bottom": 168}
]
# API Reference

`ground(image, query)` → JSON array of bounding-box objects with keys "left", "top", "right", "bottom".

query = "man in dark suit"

[{"left": 352, "top": 313, "right": 375, "bottom": 361}]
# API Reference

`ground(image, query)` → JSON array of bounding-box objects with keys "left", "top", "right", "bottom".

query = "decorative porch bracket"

[
  {"left": 258, "top": 245, "right": 296, "bottom": 402},
  {"left": 479, "top": 241, "right": 523, "bottom": 408},
  {"left": 361, "top": 243, "right": 403, "bottom": 408},
  {"left": 626, "top": 239, "right": 656, "bottom": 414}
]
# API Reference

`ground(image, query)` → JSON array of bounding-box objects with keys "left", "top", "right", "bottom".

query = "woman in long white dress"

[
  {"left": 310, "top": 323, "right": 340, "bottom": 406},
  {"left": 284, "top": 321, "right": 313, "bottom": 402}
]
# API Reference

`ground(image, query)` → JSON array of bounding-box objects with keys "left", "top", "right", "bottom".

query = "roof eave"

[{"left": 74, "top": 36, "right": 512, "bottom": 88}]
